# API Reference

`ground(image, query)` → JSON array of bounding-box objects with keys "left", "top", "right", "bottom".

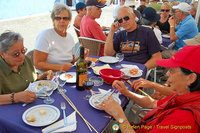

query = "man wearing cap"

[
  {"left": 74, "top": 2, "right": 87, "bottom": 36},
  {"left": 141, "top": 7, "right": 162, "bottom": 44},
  {"left": 80, "top": 0, "right": 107, "bottom": 56},
  {"left": 147, "top": 0, "right": 161, "bottom": 12},
  {"left": 104, "top": 6, "right": 162, "bottom": 70},
  {"left": 169, "top": 2, "right": 198, "bottom": 50}
]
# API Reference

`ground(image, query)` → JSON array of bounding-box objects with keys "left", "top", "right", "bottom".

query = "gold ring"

[{"left": 102, "top": 104, "right": 105, "bottom": 107}]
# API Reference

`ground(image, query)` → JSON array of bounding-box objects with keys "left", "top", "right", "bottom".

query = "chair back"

[
  {"left": 73, "top": 24, "right": 80, "bottom": 38},
  {"left": 78, "top": 37, "right": 105, "bottom": 56},
  {"left": 26, "top": 49, "right": 34, "bottom": 64}
]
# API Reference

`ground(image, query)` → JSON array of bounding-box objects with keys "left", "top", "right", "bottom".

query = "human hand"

[
  {"left": 151, "top": 92, "right": 165, "bottom": 100},
  {"left": 16, "top": 91, "right": 37, "bottom": 103},
  {"left": 42, "top": 70, "right": 54, "bottom": 80},
  {"left": 131, "top": 78, "right": 153, "bottom": 90},
  {"left": 110, "top": 21, "right": 120, "bottom": 32},
  {"left": 96, "top": 96, "right": 124, "bottom": 119},
  {"left": 84, "top": 48, "right": 89, "bottom": 58},
  {"left": 60, "top": 63, "right": 72, "bottom": 72},
  {"left": 168, "top": 16, "right": 176, "bottom": 27},
  {"left": 112, "top": 80, "right": 129, "bottom": 96}
]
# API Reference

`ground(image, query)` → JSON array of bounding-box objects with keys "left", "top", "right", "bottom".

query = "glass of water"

[
  {"left": 55, "top": 72, "right": 67, "bottom": 94},
  {"left": 116, "top": 53, "right": 124, "bottom": 68}
]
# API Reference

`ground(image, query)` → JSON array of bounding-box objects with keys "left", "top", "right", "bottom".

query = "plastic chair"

[
  {"left": 78, "top": 37, "right": 106, "bottom": 56},
  {"left": 26, "top": 49, "right": 34, "bottom": 64},
  {"left": 72, "top": 24, "right": 80, "bottom": 38}
]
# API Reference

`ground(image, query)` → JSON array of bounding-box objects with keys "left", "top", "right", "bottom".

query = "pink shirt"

[{"left": 80, "top": 16, "right": 106, "bottom": 56}]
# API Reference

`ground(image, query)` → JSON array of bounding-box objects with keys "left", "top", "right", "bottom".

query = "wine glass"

[
  {"left": 55, "top": 72, "right": 67, "bottom": 94},
  {"left": 43, "top": 87, "right": 55, "bottom": 104},
  {"left": 83, "top": 81, "right": 94, "bottom": 100},
  {"left": 116, "top": 53, "right": 124, "bottom": 68},
  {"left": 86, "top": 60, "right": 92, "bottom": 75}
]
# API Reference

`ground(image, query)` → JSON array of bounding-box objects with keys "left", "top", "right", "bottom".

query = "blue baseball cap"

[{"left": 76, "top": 2, "right": 86, "bottom": 11}]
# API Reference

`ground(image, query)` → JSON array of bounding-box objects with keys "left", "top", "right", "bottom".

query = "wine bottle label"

[{"left": 79, "top": 73, "right": 87, "bottom": 86}]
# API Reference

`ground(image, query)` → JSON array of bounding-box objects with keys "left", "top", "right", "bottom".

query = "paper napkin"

[
  {"left": 92, "top": 64, "right": 111, "bottom": 75},
  {"left": 42, "top": 111, "right": 77, "bottom": 133}
]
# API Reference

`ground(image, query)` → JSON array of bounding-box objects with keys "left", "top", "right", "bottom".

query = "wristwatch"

[{"left": 118, "top": 118, "right": 127, "bottom": 124}]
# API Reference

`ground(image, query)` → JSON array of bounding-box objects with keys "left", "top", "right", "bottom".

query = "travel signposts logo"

[{"left": 112, "top": 124, "right": 119, "bottom": 131}]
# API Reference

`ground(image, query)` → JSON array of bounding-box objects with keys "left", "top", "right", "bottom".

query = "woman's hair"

[
  {"left": 180, "top": 67, "right": 200, "bottom": 92},
  {"left": 137, "top": 5, "right": 146, "bottom": 14},
  {"left": 161, "top": 2, "right": 171, "bottom": 10},
  {"left": 51, "top": 2, "right": 72, "bottom": 20},
  {"left": 191, "top": 1, "right": 198, "bottom": 11},
  {"left": 0, "top": 31, "right": 23, "bottom": 53}
]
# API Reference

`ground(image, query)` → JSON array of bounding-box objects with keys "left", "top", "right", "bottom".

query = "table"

[
  {"left": 162, "top": 36, "right": 173, "bottom": 49},
  {"left": 0, "top": 57, "right": 147, "bottom": 133}
]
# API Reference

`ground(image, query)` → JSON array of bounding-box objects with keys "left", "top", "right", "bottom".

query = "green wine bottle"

[{"left": 76, "top": 46, "right": 87, "bottom": 91}]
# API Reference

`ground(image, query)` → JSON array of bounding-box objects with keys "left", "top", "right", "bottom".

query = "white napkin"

[
  {"left": 121, "top": 64, "right": 139, "bottom": 69},
  {"left": 42, "top": 111, "right": 77, "bottom": 133},
  {"left": 92, "top": 64, "right": 111, "bottom": 75}
]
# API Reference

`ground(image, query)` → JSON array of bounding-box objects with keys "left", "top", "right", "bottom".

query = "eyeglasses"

[
  {"left": 54, "top": 17, "right": 70, "bottom": 21},
  {"left": 161, "top": 9, "right": 170, "bottom": 12},
  {"left": 10, "top": 47, "right": 27, "bottom": 58},
  {"left": 129, "top": 6, "right": 135, "bottom": 8},
  {"left": 118, "top": 16, "right": 130, "bottom": 24}
]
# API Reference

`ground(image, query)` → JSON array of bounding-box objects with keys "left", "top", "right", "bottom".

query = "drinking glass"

[
  {"left": 116, "top": 53, "right": 124, "bottom": 68},
  {"left": 55, "top": 72, "right": 67, "bottom": 94},
  {"left": 43, "top": 87, "right": 55, "bottom": 104},
  {"left": 86, "top": 60, "right": 92, "bottom": 75},
  {"left": 83, "top": 81, "right": 94, "bottom": 100}
]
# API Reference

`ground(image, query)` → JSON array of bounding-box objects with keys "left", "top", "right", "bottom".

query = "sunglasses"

[
  {"left": 118, "top": 16, "right": 130, "bottom": 24},
  {"left": 54, "top": 17, "right": 70, "bottom": 21},
  {"left": 10, "top": 47, "right": 27, "bottom": 58},
  {"left": 161, "top": 9, "right": 170, "bottom": 12}
]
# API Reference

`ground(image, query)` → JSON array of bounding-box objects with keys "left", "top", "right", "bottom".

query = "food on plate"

[
  {"left": 129, "top": 68, "right": 138, "bottom": 76},
  {"left": 26, "top": 115, "right": 36, "bottom": 122},
  {"left": 39, "top": 109, "right": 47, "bottom": 115},
  {"left": 37, "top": 81, "right": 53, "bottom": 90},
  {"left": 64, "top": 74, "right": 73, "bottom": 80},
  {"left": 47, "top": 70, "right": 53, "bottom": 80}
]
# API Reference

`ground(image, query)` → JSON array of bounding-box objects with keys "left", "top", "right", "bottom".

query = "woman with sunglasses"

[
  {"left": 156, "top": 2, "right": 172, "bottom": 34},
  {"left": 34, "top": 3, "right": 77, "bottom": 73},
  {"left": 0, "top": 31, "right": 53, "bottom": 105},
  {"left": 98, "top": 45, "right": 200, "bottom": 132}
]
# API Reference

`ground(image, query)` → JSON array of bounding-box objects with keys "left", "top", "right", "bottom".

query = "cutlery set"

[{"left": 94, "top": 89, "right": 117, "bottom": 104}]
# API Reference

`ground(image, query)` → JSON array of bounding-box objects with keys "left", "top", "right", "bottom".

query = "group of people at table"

[{"left": 0, "top": 0, "right": 200, "bottom": 132}]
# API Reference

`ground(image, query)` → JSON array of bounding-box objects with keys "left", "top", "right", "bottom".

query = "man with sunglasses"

[
  {"left": 80, "top": 0, "right": 107, "bottom": 56},
  {"left": 104, "top": 6, "right": 162, "bottom": 70},
  {"left": 168, "top": 2, "right": 198, "bottom": 51}
]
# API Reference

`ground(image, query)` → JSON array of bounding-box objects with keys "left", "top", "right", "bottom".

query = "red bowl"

[{"left": 99, "top": 69, "right": 125, "bottom": 84}]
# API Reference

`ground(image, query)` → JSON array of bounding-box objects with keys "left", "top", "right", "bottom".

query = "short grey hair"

[
  {"left": 51, "top": 2, "right": 72, "bottom": 20},
  {"left": 182, "top": 11, "right": 190, "bottom": 16},
  {"left": 118, "top": 5, "right": 134, "bottom": 15},
  {"left": 141, "top": 18, "right": 156, "bottom": 26},
  {"left": 0, "top": 31, "right": 23, "bottom": 53}
]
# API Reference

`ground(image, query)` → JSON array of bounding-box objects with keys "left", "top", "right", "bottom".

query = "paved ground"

[{"left": 0, "top": 5, "right": 116, "bottom": 50}]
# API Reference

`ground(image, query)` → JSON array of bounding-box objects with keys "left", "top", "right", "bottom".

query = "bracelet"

[
  {"left": 11, "top": 93, "right": 15, "bottom": 104},
  {"left": 170, "top": 26, "right": 174, "bottom": 28}
]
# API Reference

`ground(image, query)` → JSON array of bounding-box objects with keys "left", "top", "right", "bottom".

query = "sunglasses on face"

[
  {"left": 118, "top": 16, "right": 130, "bottom": 24},
  {"left": 161, "top": 9, "right": 170, "bottom": 12},
  {"left": 11, "top": 47, "right": 27, "bottom": 58},
  {"left": 54, "top": 17, "right": 70, "bottom": 21}
]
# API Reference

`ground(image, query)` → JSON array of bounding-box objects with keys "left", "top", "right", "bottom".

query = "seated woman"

[
  {"left": 0, "top": 31, "right": 52, "bottom": 105},
  {"left": 97, "top": 45, "right": 200, "bottom": 132},
  {"left": 34, "top": 3, "right": 76, "bottom": 72},
  {"left": 156, "top": 2, "right": 171, "bottom": 34}
]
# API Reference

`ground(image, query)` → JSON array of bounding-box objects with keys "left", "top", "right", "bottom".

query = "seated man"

[
  {"left": 74, "top": 2, "right": 87, "bottom": 36},
  {"left": 104, "top": 6, "right": 162, "bottom": 70},
  {"left": 80, "top": 0, "right": 107, "bottom": 56},
  {"left": 169, "top": 2, "right": 198, "bottom": 50}
]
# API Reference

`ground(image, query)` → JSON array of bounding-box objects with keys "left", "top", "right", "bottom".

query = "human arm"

[
  {"left": 132, "top": 78, "right": 175, "bottom": 96},
  {"left": 104, "top": 22, "right": 121, "bottom": 56},
  {"left": 168, "top": 16, "right": 179, "bottom": 42},
  {"left": 144, "top": 51, "right": 162, "bottom": 70},
  {"left": 96, "top": 96, "right": 135, "bottom": 133},
  {"left": 0, "top": 91, "right": 37, "bottom": 105},
  {"left": 112, "top": 80, "right": 157, "bottom": 109},
  {"left": 34, "top": 50, "right": 72, "bottom": 72}
]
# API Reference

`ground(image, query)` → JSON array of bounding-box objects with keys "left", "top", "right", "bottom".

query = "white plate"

[
  {"left": 120, "top": 68, "right": 143, "bottom": 78},
  {"left": 59, "top": 72, "right": 76, "bottom": 83},
  {"left": 22, "top": 105, "right": 60, "bottom": 127},
  {"left": 30, "top": 80, "right": 57, "bottom": 93},
  {"left": 99, "top": 56, "right": 119, "bottom": 64},
  {"left": 162, "top": 34, "right": 170, "bottom": 39},
  {"left": 74, "top": 61, "right": 95, "bottom": 68},
  {"left": 89, "top": 94, "right": 121, "bottom": 110}
]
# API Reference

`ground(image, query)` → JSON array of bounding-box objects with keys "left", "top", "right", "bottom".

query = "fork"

[{"left": 61, "top": 102, "right": 67, "bottom": 125}]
